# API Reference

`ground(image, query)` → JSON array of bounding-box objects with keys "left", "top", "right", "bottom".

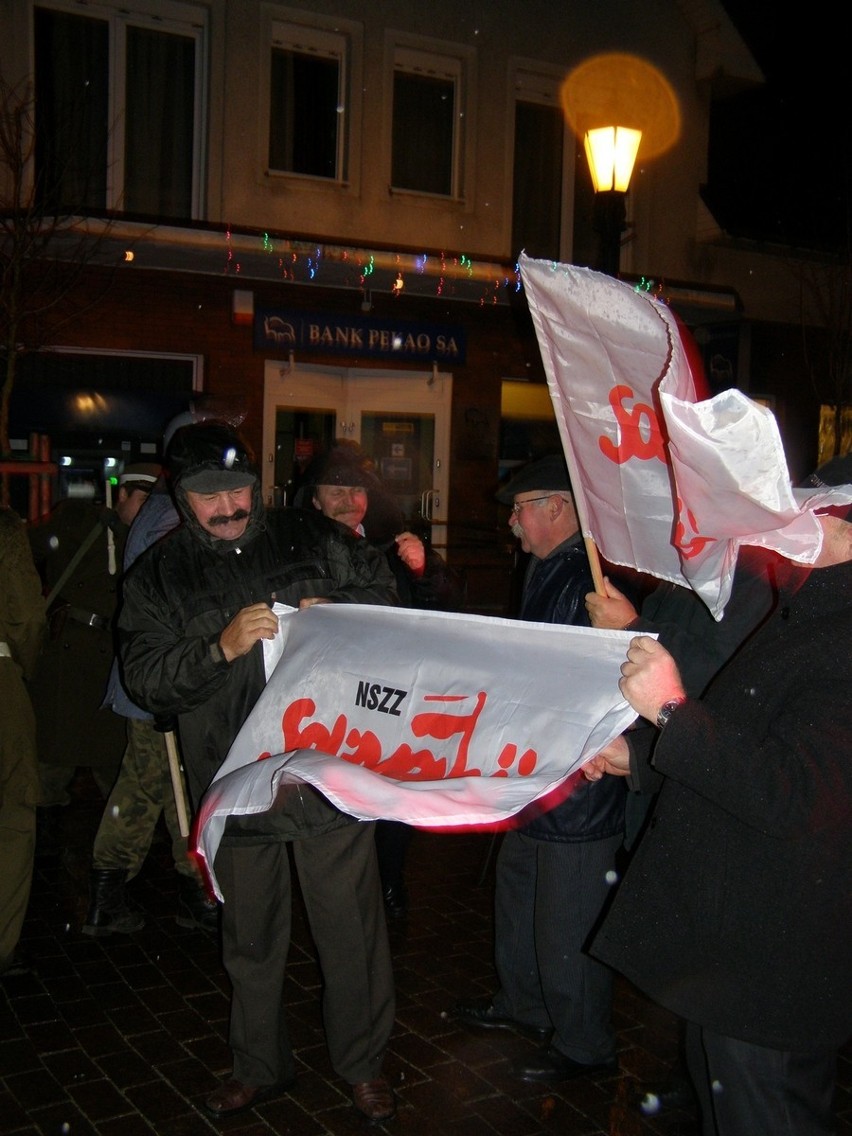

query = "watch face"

[{"left": 656, "top": 699, "right": 685, "bottom": 729}]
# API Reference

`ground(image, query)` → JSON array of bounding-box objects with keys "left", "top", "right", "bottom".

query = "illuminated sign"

[{"left": 254, "top": 308, "right": 466, "bottom": 363}]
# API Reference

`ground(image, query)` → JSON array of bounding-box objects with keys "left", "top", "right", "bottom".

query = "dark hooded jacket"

[{"left": 118, "top": 485, "right": 398, "bottom": 812}]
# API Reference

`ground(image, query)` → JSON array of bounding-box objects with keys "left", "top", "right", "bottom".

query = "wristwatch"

[{"left": 655, "top": 697, "right": 686, "bottom": 730}]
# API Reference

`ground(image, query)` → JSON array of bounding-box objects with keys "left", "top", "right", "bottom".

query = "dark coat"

[
  {"left": 515, "top": 534, "right": 626, "bottom": 843},
  {"left": 118, "top": 504, "right": 398, "bottom": 810},
  {"left": 28, "top": 501, "right": 129, "bottom": 771},
  {"left": 592, "top": 560, "right": 852, "bottom": 1050}
]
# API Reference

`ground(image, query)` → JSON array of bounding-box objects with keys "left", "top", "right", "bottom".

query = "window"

[
  {"left": 34, "top": 2, "right": 206, "bottom": 220},
  {"left": 391, "top": 47, "right": 462, "bottom": 197},
  {"left": 269, "top": 24, "right": 348, "bottom": 180},
  {"left": 511, "top": 71, "right": 568, "bottom": 261}
]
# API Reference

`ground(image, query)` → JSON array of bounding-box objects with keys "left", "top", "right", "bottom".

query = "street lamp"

[{"left": 583, "top": 126, "right": 641, "bottom": 277}]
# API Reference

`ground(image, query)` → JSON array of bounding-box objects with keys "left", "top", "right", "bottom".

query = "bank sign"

[{"left": 254, "top": 308, "right": 466, "bottom": 364}]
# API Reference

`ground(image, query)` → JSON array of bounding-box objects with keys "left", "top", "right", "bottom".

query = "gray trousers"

[
  {"left": 215, "top": 821, "right": 395, "bottom": 1087},
  {"left": 491, "top": 829, "right": 621, "bottom": 1064},
  {"left": 685, "top": 1021, "right": 837, "bottom": 1136}
]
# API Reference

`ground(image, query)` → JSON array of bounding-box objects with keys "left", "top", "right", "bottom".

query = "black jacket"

[
  {"left": 118, "top": 504, "right": 398, "bottom": 809},
  {"left": 515, "top": 535, "right": 626, "bottom": 843},
  {"left": 593, "top": 560, "right": 852, "bottom": 1050}
]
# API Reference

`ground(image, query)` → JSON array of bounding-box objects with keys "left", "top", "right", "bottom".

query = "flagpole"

[
  {"left": 583, "top": 536, "right": 606, "bottom": 595},
  {"left": 545, "top": 398, "right": 607, "bottom": 596}
]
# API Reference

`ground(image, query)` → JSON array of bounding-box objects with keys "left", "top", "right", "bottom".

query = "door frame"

[{"left": 262, "top": 360, "right": 452, "bottom": 549}]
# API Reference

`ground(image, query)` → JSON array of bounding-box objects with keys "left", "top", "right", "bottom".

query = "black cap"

[
  {"left": 166, "top": 420, "right": 257, "bottom": 494},
  {"left": 495, "top": 454, "right": 572, "bottom": 505},
  {"left": 119, "top": 463, "right": 161, "bottom": 492}
]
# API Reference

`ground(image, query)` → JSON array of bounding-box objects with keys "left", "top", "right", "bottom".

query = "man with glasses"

[{"left": 454, "top": 453, "right": 628, "bottom": 1084}]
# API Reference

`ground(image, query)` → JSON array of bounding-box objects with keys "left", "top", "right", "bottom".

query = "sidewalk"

[{"left": 2, "top": 773, "right": 850, "bottom": 1135}]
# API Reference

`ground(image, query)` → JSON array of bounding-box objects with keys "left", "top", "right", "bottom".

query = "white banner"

[
  {"left": 195, "top": 603, "right": 637, "bottom": 898},
  {"left": 519, "top": 254, "right": 852, "bottom": 617}
]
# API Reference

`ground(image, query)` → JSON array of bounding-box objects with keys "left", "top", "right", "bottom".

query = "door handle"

[{"left": 421, "top": 489, "right": 440, "bottom": 521}]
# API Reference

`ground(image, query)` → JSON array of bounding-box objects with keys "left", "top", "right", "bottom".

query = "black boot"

[
  {"left": 176, "top": 875, "right": 219, "bottom": 933},
  {"left": 82, "top": 869, "right": 145, "bottom": 937}
]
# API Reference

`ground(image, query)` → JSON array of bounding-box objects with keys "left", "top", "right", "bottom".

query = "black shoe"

[
  {"left": 509, "top": 1045, "right": 618, "bottom": 1083},
  {"left": 383, "top": 881, "right": 408, "bottom": 918},
  {"left": 82, "top": 868, "right": 145, "bottom": 937},
  {"left": 176, "top": 876, "right": 220, "bottom": 933},
  {"left": 454, "top": 997, "right": 551, "bottom": 1043}
]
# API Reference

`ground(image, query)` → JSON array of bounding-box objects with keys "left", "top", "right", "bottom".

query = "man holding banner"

[
  {"left": 118, "top": 420, "right": 400, "bottom": 1124},
  {"left": 585, "top": 458, "right": 852, "bottom": 1136},
  {"left": 456, "top": 453, "right": 626, "bottom": 1084},
  {"left": 517, "top": 256, "right": 852, "bottom": 1132}
]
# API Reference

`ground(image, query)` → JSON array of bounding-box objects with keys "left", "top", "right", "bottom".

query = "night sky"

[{"left": 706, "top": 2, "right": 848, "bottom": 251}]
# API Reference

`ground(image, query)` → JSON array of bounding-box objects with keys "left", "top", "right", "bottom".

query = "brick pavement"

[{"left": 2, "top": 775, "right": 849, "bottom": 1135}]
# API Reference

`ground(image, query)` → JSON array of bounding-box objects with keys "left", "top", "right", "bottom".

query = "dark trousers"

[
  {"left": 685, "top": 1020, "right": 837, "bottom": 1136},
  {"left": 492, "top": 829, "right": 621, "bottom": 1064},
  {"left": 215, "top": 821, "right": 395, "bottom": 1087}
]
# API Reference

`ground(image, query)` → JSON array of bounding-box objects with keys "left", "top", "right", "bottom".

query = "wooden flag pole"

[
  {"left": 584, "top": 535, "right": 607, "bottom": 596},
  {"left": 164, "top": 730, "right": 191, "bottom": 839}
]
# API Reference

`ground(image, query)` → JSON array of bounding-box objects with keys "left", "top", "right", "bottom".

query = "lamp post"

[{"left": 584, "top": 126, "right": 641, "bottom": 277}]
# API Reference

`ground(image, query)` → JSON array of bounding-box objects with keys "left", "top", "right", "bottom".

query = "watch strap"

[{"left": 656, "top": 697, "right": 686, "bottom": 730}]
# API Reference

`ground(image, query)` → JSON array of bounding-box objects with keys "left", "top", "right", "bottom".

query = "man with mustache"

[{"left": 118, "top": 420, "right": 400, "bottom": 1124}]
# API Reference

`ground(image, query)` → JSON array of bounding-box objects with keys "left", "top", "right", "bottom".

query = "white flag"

[
  {"left": 519, "top": 254, "right": 852, "bottom": 617},
  {"left": 194, "top": 603, "right": 637, "bottom": 898}
]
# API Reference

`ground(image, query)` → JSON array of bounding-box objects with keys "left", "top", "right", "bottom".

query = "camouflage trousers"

[{"left": 92, "top": 717, "right": 198, "bottom": 881}]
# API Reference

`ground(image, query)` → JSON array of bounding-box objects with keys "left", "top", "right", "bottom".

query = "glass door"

[{"left": 262, "top": 363, "right": 451, "bottom": 551}]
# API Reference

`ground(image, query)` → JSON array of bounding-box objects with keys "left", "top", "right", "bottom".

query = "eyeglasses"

[{"left": 509, "top": 494, "right": 553, "bottom": 517}]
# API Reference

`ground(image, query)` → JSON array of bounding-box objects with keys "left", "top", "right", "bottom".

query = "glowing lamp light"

[
  {"left": 583, "top": 126, "right": 642, "bottom": 277},
  {"left": 584, "top": 126, "right": 641, "bottom": 193}
]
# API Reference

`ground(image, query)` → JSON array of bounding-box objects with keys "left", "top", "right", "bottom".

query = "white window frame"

[
  {"left": 389, "top": 41, "right": 467, "bottom": 201},
  {"left": 263, "top": 10, "right": 363, "bottom": 191},
  {"left": 32, "top": 0, "right": 208, "bottom": 219},
  {"left": 508, "top": 64, "right": 575, "bottom": 261}
]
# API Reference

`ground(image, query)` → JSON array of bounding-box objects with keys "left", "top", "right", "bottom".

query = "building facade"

[{"left": 0, "top": 0, "right": 831, "bottom": 612}]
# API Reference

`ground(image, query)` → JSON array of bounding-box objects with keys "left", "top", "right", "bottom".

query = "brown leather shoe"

[
  {"left": 204, "top": 1077, "right": 292, "bottom": 1117},
  {"left": 351, "top": 1076, "right": 396, "bottom": 1123}
]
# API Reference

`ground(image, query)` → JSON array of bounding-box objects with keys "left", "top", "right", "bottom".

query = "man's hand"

[
  {"left": 585, "top": 577, "right": 638, "bottom": 629},
  {"left": 298, "top": 596, "right": 332, "bottom": 609},
  {"left": 620, "top": 635, "right": 686, "bottom": 723},
  {"left": 582, "top": 734, "right": 632, "bottom": 781},
  {"left": 395, "top": 531, "right": 426, "bottom": 576},
  {"left": 219, "top": 602, "right": 279, "bottom": 662}
]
